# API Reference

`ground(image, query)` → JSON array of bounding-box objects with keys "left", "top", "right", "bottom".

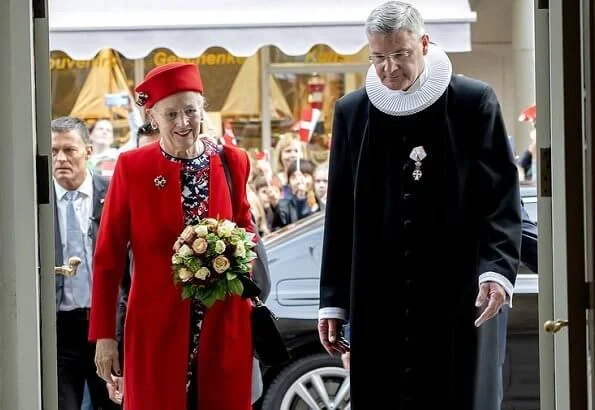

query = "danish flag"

[
  {"left": 297, "top": 106, "right": 321, "bottom": 142},
  {"left": 254, "top": 150, "right": 268, "bottom": 161},
  {"left": 219, "top": 120, "right": 237, "bottom": 146},
  {"left": 518, "top": 103, "right": 536, "bottom": 123}
]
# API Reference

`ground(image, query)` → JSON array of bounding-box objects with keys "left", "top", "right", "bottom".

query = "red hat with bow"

[{"left": 135, "top": 63, "right": 204, "bottom": 109}]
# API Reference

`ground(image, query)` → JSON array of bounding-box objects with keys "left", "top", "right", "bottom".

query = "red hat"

[{"left": 135, "top": 63, "right": 203, "bottom": 109}]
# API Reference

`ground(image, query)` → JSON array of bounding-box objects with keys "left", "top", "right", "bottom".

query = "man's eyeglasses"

[{"left": 368, "top": 50, "right": 413, "bottom": 66}]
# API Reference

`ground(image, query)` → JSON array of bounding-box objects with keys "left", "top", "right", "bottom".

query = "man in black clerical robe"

[{"left": 318, "top": 2, "right": 522, "bottom": 409}]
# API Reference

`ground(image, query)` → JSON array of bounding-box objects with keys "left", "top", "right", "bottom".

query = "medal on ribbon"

[{"left": 409, "top": 146, "right": 427, "bottom": 181}]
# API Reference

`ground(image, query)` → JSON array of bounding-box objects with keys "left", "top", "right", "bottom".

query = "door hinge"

[
  {"left": 539, "top": 147, "right": 552, "bottom": 197},
  {"left": 537, "top": 0, "right": 549, "bottom": 10},
  {"left": 32, "top": 0, "right": 46, "bottom": 19},
  {"left": 36, "top": 154, "right": 50, "bottom": 205}
]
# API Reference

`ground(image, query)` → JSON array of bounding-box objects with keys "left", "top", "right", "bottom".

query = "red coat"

[{"left": 89, "top": 141, "right": 253, "bottom": 410}]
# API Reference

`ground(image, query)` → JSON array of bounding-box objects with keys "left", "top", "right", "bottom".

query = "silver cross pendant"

[{"left": 412, "top": 161, "right": 423, "bottom": 181}]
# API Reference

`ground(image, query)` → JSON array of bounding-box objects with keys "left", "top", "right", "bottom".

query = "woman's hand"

[
  {"left": 95, "top": 338, "right": 120, "bottom": 384},
  {"left": 106, "top": 375, "right": 124, "bottom": 404}
]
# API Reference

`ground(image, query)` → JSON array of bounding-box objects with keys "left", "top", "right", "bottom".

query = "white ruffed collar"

[{"left": 365, "top": 43, "right": 452, "bottom": 116}]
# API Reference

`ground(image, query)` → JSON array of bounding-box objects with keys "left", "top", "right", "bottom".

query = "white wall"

[{"left": 450, "top": 0, "right": 535, "bottom": 155}]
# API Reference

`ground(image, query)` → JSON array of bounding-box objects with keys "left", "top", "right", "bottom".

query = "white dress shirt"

[{"left": 54, "top": 171, "right": 94, "bottom": 311}]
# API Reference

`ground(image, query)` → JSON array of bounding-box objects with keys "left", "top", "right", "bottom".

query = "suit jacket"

[
  {"left": 88, "top": 141, "right": 254, "bottom": 410},
  {"left": 521, "top": 202, "right": 538, "bottom": 273},
  {"left": 55, "top": 174, "right": 109, "bottom": 310}
]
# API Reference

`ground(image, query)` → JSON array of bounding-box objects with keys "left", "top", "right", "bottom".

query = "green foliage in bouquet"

[{"left": 171, "top": 218, "right": 257, "bottom": 308}]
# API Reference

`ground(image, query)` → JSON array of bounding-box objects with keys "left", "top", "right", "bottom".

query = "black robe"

[{"left": 320, "top": 75, "right": 522, "bottom": 409}]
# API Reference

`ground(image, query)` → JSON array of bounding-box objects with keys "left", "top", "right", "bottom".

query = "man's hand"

[
  {"left": 95, "top": 339, "right": 120, "bottom": 384},
  {"left": 318, "top": 318, "right": 346, "bottom": 355},
  {"left": 475, "top": 281, "right": 507, "bottom": 327},
  {"left": 341, "top": 352, "right": 350, "bottom": 370},
  {"left": 106, "top": 375, "right": 123, "bottom": 404}
]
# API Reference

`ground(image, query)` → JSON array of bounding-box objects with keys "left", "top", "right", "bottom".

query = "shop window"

[
  {"left": 50, "top": 49, "right": 136, "bottom": 146},
  {"left": 49, "top": 45, "right": 368, "bottom": 157},
  {"left": 269, "top": 44, "right": 369, "bottom": 64},
  {"left": 144, "top": 47, "right": 247, "bottom": 113}
]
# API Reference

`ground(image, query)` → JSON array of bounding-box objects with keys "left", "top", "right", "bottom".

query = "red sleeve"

[
  {"left": 229, "top": 149, "right": 254, "bottom": 235},
  {"left": 89, "top": 154, "right": 131, "bottom": 341}
]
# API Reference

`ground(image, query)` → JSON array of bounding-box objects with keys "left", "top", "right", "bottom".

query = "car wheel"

[{"left": 261, "top": 353, "right": 350, "bottom": 410}]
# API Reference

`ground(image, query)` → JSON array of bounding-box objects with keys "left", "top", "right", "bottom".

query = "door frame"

[
  {"left": 34, "top": 0, "right": 59, "bottom": 408},
  {"left": 538, "top": 0, "right": 592, "bottom": 409},
  {"left": 534, "top": 2, "right": 555, "bottom": 408},
  {"left": 584, "top": 0, "right": 595, "bottom": 405},
  {"left": 559, "top": 0, "right": 588, "bottom": 407}
]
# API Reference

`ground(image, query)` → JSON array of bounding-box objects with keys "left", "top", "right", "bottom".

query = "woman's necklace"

[{"left": 160, "top": 138, "right": 205, "bottom": 159}]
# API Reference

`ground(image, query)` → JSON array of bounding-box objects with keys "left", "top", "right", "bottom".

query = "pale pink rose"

[
  {"left": 203, "top": 218, "right": 218, "bottom": 231},
  {"left": 195, "top": 267, "right": 211, "bottom": 280},
  {"left": 217, "top": 220, "right": 236, "bottom": 237},
  {"left": 234, "top": 242, "right": 246, "bottom": 258},
  {"left": 180, "top": 226, "right": 195, "bottom": 242},
  {"left": 172, "top": 239, "right": 182, "bottom": 252},
  {"left": 212, "top": 255, "right": 231, "bottom": 274},
  {"left": 192, "top": 238, "right": 208, "bottom": 254},
  {"left": 214, "top": 240, "right": 226, "bottom": 254},
  {"left": 177, "top": 244, "right": 194, "bottom": 257},
  {"left": 194, "top": 225, "right": 209, "bottom": 237},
  {"left": 178, "top": 267, "right": 192, "bottom": 281}
]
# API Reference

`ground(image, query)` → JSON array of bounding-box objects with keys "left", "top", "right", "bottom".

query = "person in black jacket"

[
  {"left": 520, "top": 203, "right": 538, "bottom": 273},
  {"left": 319, "top": 2, "right": 522, "bottom": 403},
  {"left": 273, "top": 159, "right": 321, "bottom": 230},
  {"left": 341, "top": 200, "right": 538, "bottom": 407}
]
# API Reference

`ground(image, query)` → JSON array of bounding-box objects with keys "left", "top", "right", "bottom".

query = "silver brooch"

[
  {"left": 154, "top": 175, "right": 167, "bottom": 189},
  {"left": 409, "top": 146, "right": 427, "bottom": 182}
]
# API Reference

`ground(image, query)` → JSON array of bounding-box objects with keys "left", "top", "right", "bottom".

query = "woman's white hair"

[
  {"left": 365, "top": 1, "right": 425, "bottom": 38},
  {"left": 148, "top": 92, "right": 216, "bottom": 140}
]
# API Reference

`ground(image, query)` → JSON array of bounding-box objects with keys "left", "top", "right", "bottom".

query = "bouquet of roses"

[{"left": 171, "top": 218, "right": 257, "bottom": 308}]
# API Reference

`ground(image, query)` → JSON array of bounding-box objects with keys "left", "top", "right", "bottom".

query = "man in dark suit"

[
  {"left": 340, "top": 203, "right": 538, "bottom": 396},
  {"left": 318, "top": 2, "right": 521, "bottom": 409},
  {"left": 52, "top": 116, "right": 120, "bottom": 410}
]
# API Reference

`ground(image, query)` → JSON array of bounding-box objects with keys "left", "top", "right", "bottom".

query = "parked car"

[{"left": 257, "top": 186, "right": 539, "bottom": 410}]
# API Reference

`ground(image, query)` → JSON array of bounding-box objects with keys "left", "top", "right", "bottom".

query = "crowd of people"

[{"left": 247, "top": 133, "right": 329, "bottom": 238}]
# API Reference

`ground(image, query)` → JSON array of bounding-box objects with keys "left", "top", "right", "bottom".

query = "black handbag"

[
  {"left": 219, "top": 148, "right": 291, "bottom": 367},
  {"left": 251, "top": 296, "right": 291, "bottom": 366}
]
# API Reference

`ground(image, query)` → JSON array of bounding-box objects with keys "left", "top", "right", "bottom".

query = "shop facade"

[{"left": 48, "top": 0, "right": 482, "bottom": 168}]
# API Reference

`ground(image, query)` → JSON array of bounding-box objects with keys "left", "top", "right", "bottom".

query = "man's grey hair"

[
  {"left": 365, "top": 1, "right": 426, "bottom": 38},
  {"left": 51, "top": 116, "right": 90, "bottom": 145}
]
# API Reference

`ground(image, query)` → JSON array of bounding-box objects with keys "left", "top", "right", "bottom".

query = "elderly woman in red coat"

[{"left": 89, "top": 62, "right": 253, "bottom": 410}]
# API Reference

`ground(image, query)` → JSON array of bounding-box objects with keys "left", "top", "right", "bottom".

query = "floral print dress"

[{"left": 161, "top": 139, "right": 218, "bottom": 409}]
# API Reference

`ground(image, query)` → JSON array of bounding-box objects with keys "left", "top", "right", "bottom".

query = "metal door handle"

[
  {"left": 544, "top": 319, "right": 568, "bottom": 334},
  {"left": 55, "top": 256, "right": 82, "bottom": 277}
]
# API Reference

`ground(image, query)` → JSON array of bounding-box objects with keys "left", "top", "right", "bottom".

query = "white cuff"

[
  {"left": 318, "top": 307, "right": 347, "bottom": 320},
  {"left": 479, "top": 272, "right": 515, "bottom": 307}
]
